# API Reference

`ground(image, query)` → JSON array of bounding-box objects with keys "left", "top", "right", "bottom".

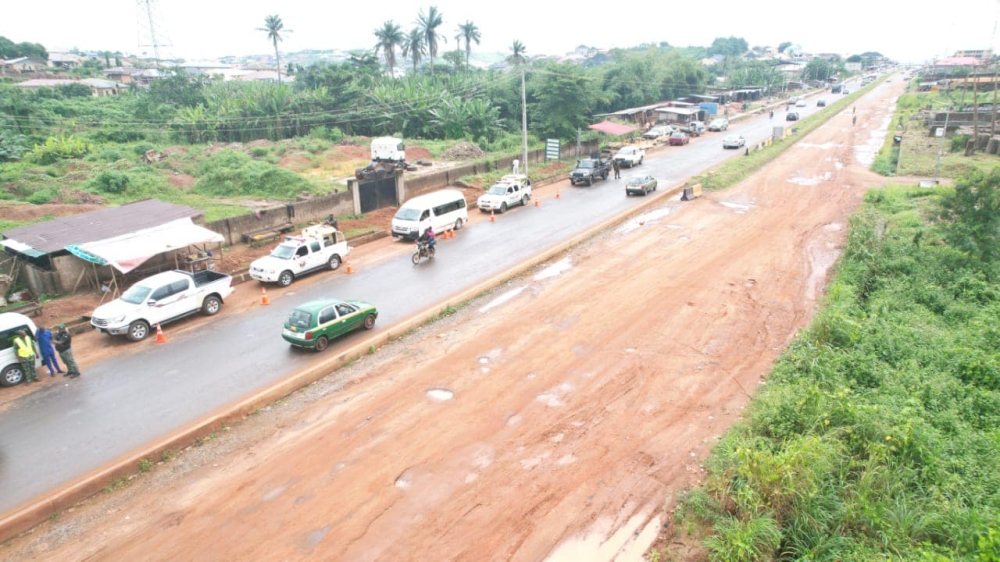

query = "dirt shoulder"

[{"left": 2, "top": 83, "right": 903, "bottom": 561}]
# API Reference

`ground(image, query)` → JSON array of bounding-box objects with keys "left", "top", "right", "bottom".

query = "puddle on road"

[
  {"left": 534, "top": 257, "right": 573, "bottom": 280},
  {"left": 854, "top": 108, "right": 894, "bottom": 167},
  {"left": 303, "top": 525, "right": 332, "bottom": 549},
  {"left": 615, "top": 207, "right": 673, "bottom": 235},
  {"left": 479, "top": 287, "right": 526, "bottom": 313},
  {"left": 719, "top": 201, "right": 754, "bottom": 214},
  {"left": 788, "top": 171, "right": 833, "bottom": 186},
  {"left": 426, "top": 388, "right": 455, "bottom": 401}
]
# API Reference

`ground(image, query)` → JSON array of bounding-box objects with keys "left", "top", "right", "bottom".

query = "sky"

[{"left": 4, "top": 0, "right": 1000, "bottom": 64}]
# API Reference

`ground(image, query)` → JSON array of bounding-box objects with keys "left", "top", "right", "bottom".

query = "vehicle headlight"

[{"left": 110, "top": 315, "right": 126, "bottom": 324}]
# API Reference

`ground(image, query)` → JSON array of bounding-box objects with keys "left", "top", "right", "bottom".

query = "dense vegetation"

[{"left": 673, "top": 177, "right": 1000, "bottom": 561}]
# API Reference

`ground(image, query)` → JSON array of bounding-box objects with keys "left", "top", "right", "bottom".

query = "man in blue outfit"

[{"left": 35, "top": 324, "right": 63, "bottom": 377}]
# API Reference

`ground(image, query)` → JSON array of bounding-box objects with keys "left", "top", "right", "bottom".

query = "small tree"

[
  {"left": 940, "top": 167, "right": 1000, "bottom": 262},
  {"left": 258, "top": 14, "right": 291, "bottom": 84}
]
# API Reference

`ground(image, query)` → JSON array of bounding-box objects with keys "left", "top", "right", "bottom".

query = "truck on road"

[
  {"left": 569, "top": 150, "right": 613, "bottom": 186},
  {"left": 250, "top": 224, "right": 351, "bottom": 287},
  {"left": 477, "top": 174, "right": 532, "bottom": 213},
  {"left": 613, "top": 146, "right": 645, "bottom": 168},
  {"left": 91, "top": 269, "right": 235, "bottom": 342}
]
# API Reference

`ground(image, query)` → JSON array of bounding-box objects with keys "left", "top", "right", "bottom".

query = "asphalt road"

[{"left": 0, "top": 93, "right": 837, "bottom": 514}]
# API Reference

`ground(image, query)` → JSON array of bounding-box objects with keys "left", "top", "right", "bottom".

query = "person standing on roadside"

[
  {"left": 612, "top": 158, "right": 621, "bottom": 179},
  {"left": 12, "top": 329, "right": 37, "bottom": 384},
  {"left": 36, "top": 324, "right": 62, "bottom": 376},
  {"left": 54, "top": 324, "right": 80, "bottom": 378}
]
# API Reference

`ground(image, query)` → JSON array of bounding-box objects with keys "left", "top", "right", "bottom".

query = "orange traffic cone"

[
  {"left": 490, "top": 210, "right": 496, "bottom": 223},
  {"left": 155, "top": 323, "right": 167, "bottom": 344},
  {"left": 261, "top": 287, "right": 270, "bottom": 305},
  {"left": 346, "top": 260, "right": 354, "bottom": 274},
  {"left": 534, "top": 198, "right": 539, "bottom": 207},
  {"left": 556, "top": 188, "right": 561, "bottom": 199}
]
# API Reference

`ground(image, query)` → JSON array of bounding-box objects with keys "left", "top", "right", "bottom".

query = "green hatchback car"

[{"left": 282, "top": 298, "right": 378, "bottom": 351}]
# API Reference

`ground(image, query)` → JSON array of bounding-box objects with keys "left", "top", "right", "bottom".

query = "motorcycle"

[{"left": 412, "top": 240, "right": 435, "bottom": 264}]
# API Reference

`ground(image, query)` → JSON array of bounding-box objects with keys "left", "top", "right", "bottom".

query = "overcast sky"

[{"left": 4, "top": 1, "right": 1000, "bottom": 64}]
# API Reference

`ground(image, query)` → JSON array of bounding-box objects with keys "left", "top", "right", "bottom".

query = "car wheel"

[
  {"left": 639, "top": 157, "right": 643, "bottom": 165},
  {"left": 1, "top": 364, "right": 24, "bottom": 387},
  {"left": 328, "top": 254, "right": 342, "bottom": 270},
  {"left": 521, "top": 195, "right": 529, "bottom": 207},
  {"left": 586, "top": 178, "right": 593, "bottom": 186},
  {"left": 363, "top": 313, "right": 376, "bottom": 330},
  {"left": 500, "top": 202, "right": 508, "bottom": 214},
  {"left": 454, "top": 218, "right": 464, "bottom": 231},
  {"left": 314, "top": 336, "right": 329, "bottom": 352},
  {"left": 202, "top": 295, "right": 222, "bottom": 316},
  {"left": 278, "top": 270, "right": 294, "bottom": 287},
  {"left": 601, "top": 171, "right": 608, "bottom": 180},
  {"left": 127, "top": 320, "right": 150, "bottom": 342}
]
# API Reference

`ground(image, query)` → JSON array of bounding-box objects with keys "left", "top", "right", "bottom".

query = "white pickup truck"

[
  {"left": 91, "top": 269, "right": 235, "bottom": 342},
  {"left": 613, "top": 146, "right": 645, "bottom": 168},
  {"left": 249, "top": 224, "right": 351, "bottom": 287},
  {"left": 477, "top": 174, "right": 532, "bottom": 213}
]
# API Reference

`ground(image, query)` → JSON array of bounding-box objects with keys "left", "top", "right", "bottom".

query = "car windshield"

[
  {"left": 394, "top": 208, "right": 422, "bottom": 221},
  {"left": 671, "top": 132, "right": 683, "bottom": 137},
  {"left": 576, "top": 160, "right": 595, "bottom": 169},
  {"left": 487, "top": 184, "right": 508, "bottom": 195},
  {"left": 270, "top": 244, "right": 296, "bottom": 259},
  {"left": 286, "top": 309, "right": 312, "bottom": 330},
  {"left": 120, "top": 284, "right": 152, "bottom": 305},
  {"left": 616, "top": 148, "right": 633, "bottom": 156}
]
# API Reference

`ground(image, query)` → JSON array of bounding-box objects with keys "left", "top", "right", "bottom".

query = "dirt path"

[{"left": 4, "top": 83, "right": 904, "bottom": 561}]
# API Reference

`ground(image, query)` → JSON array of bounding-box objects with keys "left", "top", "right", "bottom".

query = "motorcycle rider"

[{"left": 418, "top": 226, "right": 436, "bottom": 253}]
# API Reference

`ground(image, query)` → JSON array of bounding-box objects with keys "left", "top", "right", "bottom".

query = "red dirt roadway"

[{"left": 6, "top": 82, "right": 902, "bottom": 561}]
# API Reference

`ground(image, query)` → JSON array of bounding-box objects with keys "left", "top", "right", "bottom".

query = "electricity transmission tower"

[{"left": 136, "top": 0, "right": 173, "bottom": 66}]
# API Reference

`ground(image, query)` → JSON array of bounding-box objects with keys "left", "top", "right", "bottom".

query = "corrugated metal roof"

[{"left": 1, "top": 199, "right": 203, "bottom": 254}]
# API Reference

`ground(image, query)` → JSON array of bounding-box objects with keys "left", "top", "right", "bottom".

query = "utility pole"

[
  {"left": 934, "top": 104, "right": 951, "bottom": 184},
  {"left": 992, "top": 59, "right": 999, "bottom": 137},
  {"left": 521, "top": 66, "right": 528, "bottom": 176}
]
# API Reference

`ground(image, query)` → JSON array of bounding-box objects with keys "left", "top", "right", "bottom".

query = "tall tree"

[
  {"left": 507, "top": 40, "right": 527, "bottom": 66},
  {"left": 455, "top": 20, "right": 480, "bottom": 71},
  {"left": 257, "top": 14, "right": 290, "bottom": 84},
  {"left": 417, "top": 6, "right": 445, "bottom": 74},
  {"left": 401, "top": 28, "right": 426, "bottom": 73},
  {"left": 374, "top": 20, "right": 404, "bottom": 77}
]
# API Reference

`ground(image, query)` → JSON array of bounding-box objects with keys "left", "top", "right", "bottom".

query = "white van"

[
  {"left": 391, "top": 189, "right": 469, "bottom": 240},
  {"left": 0, "top": 312, "right": 39, "bottom": 387}
]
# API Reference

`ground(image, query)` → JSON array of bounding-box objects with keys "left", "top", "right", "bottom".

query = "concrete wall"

[{"left": 205, "top": 191, "right": 354, "bottom": 245}]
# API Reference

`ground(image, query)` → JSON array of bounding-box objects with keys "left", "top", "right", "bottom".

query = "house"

[
  {"left": 594, "top": 101, "right": 674, "bottom": 129},
  {"left": 104, "top": 67, "right": 138, "bottom": 84},
  {"left": 48, "top": 52, "right": 84, "bottom": 69},
  {"left": 13, "top": 78, "right": 120, "bottom": 96},
  {"left": 0, "top": 56, "right": 46, "bottom": 74},
  {"left": 1, "top": 200, "right": 218, "bottom": 296}
]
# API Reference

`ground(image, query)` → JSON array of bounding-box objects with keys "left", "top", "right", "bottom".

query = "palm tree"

[
  {"left": 507, "top": 40, "right": 527, "bottom": 66},
  {"left": 455, "top": 21, "right": 480, "bottom": 71},
  {"left": 374, "top": 20, "right": 404, "bottom": 77},
  {"left": 417, "top": 6, "right": 445, "bottom": 73},
  {"left": 401, "top": 28, "right": 426, "bottom": 73},
  {"left": 257, "top": 14, "right": 291, "bottom": 84}
]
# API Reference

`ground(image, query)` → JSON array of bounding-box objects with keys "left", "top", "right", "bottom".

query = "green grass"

[{"left": 671, "top": 184, "right": 1000, "bottom": 561}]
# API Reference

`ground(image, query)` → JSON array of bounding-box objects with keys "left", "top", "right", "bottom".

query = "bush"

[
  {"left": 26, "top": 135, "right": 91, "bottom": 164},
  {"left": 92, "top": 170, "right": 131, "bottom": 194},
  {"left": 132, "top": 142, "right": 156, "bottom": 156},
  {"left": 26, "top": 187, "right": 57, "bottom": 205},
  {"left": 251, "top": 147, "right": 270, "bottom": 158},
  {"left": 193, "top": 150, "right": 312, "bottom": 199},
  {"left": 308, "top": 126, "right": 344, "bottom": 143},
  {"left": 952, "top": 134, "right": 971, "bottom": 153},
  {"left": 99, "top": 148, "right": 124, "bottom": 162}
]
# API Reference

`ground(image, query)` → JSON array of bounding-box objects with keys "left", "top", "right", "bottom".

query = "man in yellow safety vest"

[{"left": 12, "top": 329, "right": 38, "bottom": 384}]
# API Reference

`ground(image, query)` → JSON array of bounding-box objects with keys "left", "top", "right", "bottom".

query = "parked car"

[
  {"left": 786, "top": 111, "right": 800, "bottom": 121},
  {"left": 722, "top": 134, "right": 746, "bottom": 149},
  {"left": 282, "top": 298, "right": 378, "bottom": 352},
  {"left": 643, "top": 125, "right": 673, "bottom": 139},
  {"left": 707, "top": 118, "right": 729, "bottom": 132},
  {"left": 0, "top": 312, "right": 39, "bottom": 387},
  {"left": 668, "top": 131, "right": 690, "bottom": 146},
  {"left": 625, "top": 175, "right": 658, "bottom": 196},
  {"left": 816, "top": 99, "right": 827, "bottom": 107},
  {"left": 613, "top": 146, "right": 645, "bottom": 168},
  {"left": 795, "top": 99, "right": 807, "bottom": 107},
  {"left": 477, "top": 174, "right": 532, "bottom": 213},
  {"left": 91, "top": 269, "right": 235, "bottom": 342},
  {"left": 250, "top": 225, "right": 351, "bottom": 287}
]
